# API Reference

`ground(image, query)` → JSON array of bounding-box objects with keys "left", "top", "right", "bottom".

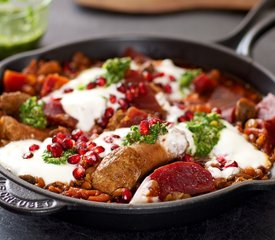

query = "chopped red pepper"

[
  {"left": 40, "top": 74, "right": 69, "bottom": 97},
  {"left": 3, "top": 70, "right": 27, "bottom": 92}
]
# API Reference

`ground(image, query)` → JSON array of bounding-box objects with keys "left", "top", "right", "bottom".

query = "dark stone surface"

[{"left": 1, "top": 0, "right": 275, "bottom": 239}]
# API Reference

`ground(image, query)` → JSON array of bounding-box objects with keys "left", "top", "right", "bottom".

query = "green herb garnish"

[
  {"left": 179, "top": 69, "right": 201, "bottom": 89},
  {"left": 103, "top": 57, "right": 131, "bottom": 86},
  {"left": 42, "top": 149, "right": 76, "bottom": 165},
  {"left": 186, "top": 112, "right": 225, "bottom": 157},
  {"left": 19, "top": 96, "right": 47, "bottom": 129},
  {"left": 123, "top": 121, "right": 168, "bottom": 146}
]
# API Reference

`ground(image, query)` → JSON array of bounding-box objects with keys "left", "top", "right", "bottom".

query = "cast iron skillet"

[{"left": 0, "top": 0, "right": 275, "bottom": 230}]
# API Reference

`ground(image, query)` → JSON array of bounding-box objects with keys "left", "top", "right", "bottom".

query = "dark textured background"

[{"left": 1, "top": 0, "right": 275, "bottom": 239}]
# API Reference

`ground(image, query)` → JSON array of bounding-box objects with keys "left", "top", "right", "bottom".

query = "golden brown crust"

[
  {"left": 0, "top": 116, "right": 49, "bottom": 142},
  {"left": 0, "top": 92, "right": 30, "bottom": 118},
  {"left": 92, "top": 143, "right": 171, "bottom": 194}
]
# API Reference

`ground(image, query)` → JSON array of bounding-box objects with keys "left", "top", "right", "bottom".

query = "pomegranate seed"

[
  {"left": 125, "top": 91, "right": 134, "bottom": 102},
  {"left": 148, "top": 118, "right": 161, "bottom": 126},
  {"left": 104, "top": 107, "right": 114, "bottom": 118},
  {"left": 138, "top": 82, "right": 147, "bottom": 95},
  {"left": 176, "top": 103, "right": 185, "bottom": 110},
  {"left": 121, "top": 188, "right": 133, "bottom": 203},
  {"left": 129, "top": 85, "right": 137, "bottom": 94},
  {"left": 87, "top": 82, "right": 96, "bottom": 90},
  {"left": 217, "top": 156, "right": 226, "bottom": 167},
  {"left": 84, "top": 151, "right": 100, "bottom": 165},
  {"left": 77, "top": 147, "right": 87, "bottom": 155},
  {"left": 97, "top": 117, "right": 109, "bottom": 128},
  {"left": 177, "top": 115, "right": 187, "bottom": 122},
  {"left": 77, "top": 135, "right": 89, "bottom": 143},
  {"left": 47, "top": 144, "right": 52, "bottom": 151},
  {"left": 76, "top": 142, "right": 87, "bottom": 155},
  {"left": 104, "top": 136, "right": 114, "bottom": 143},
  {"left": 73, "top": 167, "right": 85, "bottom": 180},
  {"left": 184, "top": 110, "right": 194, "bottom": 121},
  {"left": 94, "top": 146, "right": 105, "bottom": 154},
  {"left": 109, "top": 94, "right": 117, "bottom": 104},
  {"left": 112, "top": 134, "right": 120, "bottom": 139},
  {"left": 163, "top": 84, "right": 172, "bottom": 94},
  {"left": 153, "top": 72, "right": 165, "bottom": 79},
  {"left": 143, "top": 71, "right": 153, "bottom": 82},
  {"left": 52, "top": 132, "right": 67, "bottom": 144},
  {"left": 29, "top": 144, "right": 40, "bottom": 152},
  {"left": 62, "top": 138, "right": 75, "bottom": 149},
  {"left": 225, "top": 161, "right": 238, "bottom": 168},
  {"left": 63, "top": 88, "right": 73, "bottom": 93},
  {"left": 52, "top": 97, "right": 62, "bottom": 102},
  {"left": 169, "top": 75, "right": 176, "bottom": 82},
  {"left": 212, "top": 107, "right": 222, "bottom": 115},
  {"left": 117, "top": 83, "right": 126, "bottom": 93},
  {"left": 181, "top": 154, "right": 194, "bottom": 162},
  {"left": 86, "top": 141, "right": 97, "bottom": 150},
  {"left": 23, "top": 152, "right": 33, "bottom": 159},
  {"left": 50, "top": 143, "right": 63, "bottom": 158},
  {"left": 111, "top": 144, "right": 120, "bottom": 150},
  {"left": 96, "top": 77, "right": 107, "bottom": 87},
  {"left": 118, "top": 98, "right": 129, "bottom": 110},
  {"left": 71, "top": 129, "right": 83, "bottom": 140},
  {"left": 139, "top": 120, "right": 150, "bottom": 135},
  {"left": 68, "top": 154, "right": 81, "bottom": 164}
]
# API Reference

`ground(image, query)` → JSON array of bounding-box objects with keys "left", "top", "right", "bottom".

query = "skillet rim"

[{"left": 0, "top": 34, "right": 275, "bottom": 213}]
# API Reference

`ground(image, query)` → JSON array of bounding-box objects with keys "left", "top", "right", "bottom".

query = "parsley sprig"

[
  {"left": 19, "top": 96, "right": 47, "bottom": 129},
  {"left": 123, "top": 121, "right": 168, "bottom": 146},
  {"left": 187, "top": 112, "right": 225, "bottom": 157},
  {"left": 103, "top": 57, "right": 131, "bottom": 86},
  {"left": 42, "top": 149, "right": 76, "bottom": 165}
]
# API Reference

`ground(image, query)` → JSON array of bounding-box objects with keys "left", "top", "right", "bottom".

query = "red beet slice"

[{"left": 150, "top": 162, "right": 215, "bottom": 200}]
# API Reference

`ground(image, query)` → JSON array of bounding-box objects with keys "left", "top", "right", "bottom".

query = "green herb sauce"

[
  {"left": 186, "top": 112, "right": 225, "bottom": 157},
  {"left": 103, "top": 57, "right": 131, "bottom": 86},
  {"left": 19, "top": 96, "right": 47, "bottom": 129}
]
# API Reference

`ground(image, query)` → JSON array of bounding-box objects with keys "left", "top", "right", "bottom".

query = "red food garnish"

[
  {"left": 83, "top": 151, "right": 100, "bottom": 166},
  {"left": 62, "top": 138, "right": 75, "bottom": 150},
  {"left": 50, "top": 143, "right": 63, "bottom": 158},
  {"left": 95, "top": 77, "right": 107, "bottom": 87},
  {"left": 109, "top": 94, "right": 117, "bottom": 104},
  {"left": 22, "top": 152, "right": 34, "bottom": 159},
  {"left": 68, "top": 154, "right": 81, "bottom": 164},
  {"left": 139, "top": 120, "right": 150, "bottom": 135},
  {"left": 40, "top": 74, "right": 69, "bottom": 97},
  {"left": 29, "top": 144, "right": 40, "bottom": 152},
  {"left": 3, "top": 70, "right": 27, "bottom": 92},
  {"left": 193, "top": 73, "right": 217, "bottom": 94},
  {"left": 93, "top": 146, "right": 105, "bottom": 154},
  {"left": 73, "top": 167, "right": 85, "bottom": 179},
  {"left": 71, "top": 129, "right": 83, "bottom": 140},
  {"left": 150, "top": 162, "right": 215, "bottom": 200}
]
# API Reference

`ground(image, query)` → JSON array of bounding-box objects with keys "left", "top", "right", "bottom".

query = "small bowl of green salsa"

[{"left": 0, "top": 0, "right": 52, "bottom": 59}]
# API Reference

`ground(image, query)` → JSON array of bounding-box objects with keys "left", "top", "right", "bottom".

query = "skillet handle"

[
  {"left": 236, "top": 12, "right": 275, "bottom": 57},
  {"left": 0, "top": 175, "right": 66, "bottom": 215},
  {"left": 216, "top": 0, "right": 274, "bottom": 49}
]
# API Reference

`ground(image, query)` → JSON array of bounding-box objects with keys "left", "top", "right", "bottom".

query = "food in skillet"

[{"left": 0, "top": 49, "right": 274, "bottom": 204}]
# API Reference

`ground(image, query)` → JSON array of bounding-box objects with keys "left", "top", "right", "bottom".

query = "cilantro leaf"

[{"left": 19, "top": 96, "right": 47, "bottom": 129}]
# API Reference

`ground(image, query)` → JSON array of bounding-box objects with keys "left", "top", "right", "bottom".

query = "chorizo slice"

[{"left": 130, "top": 162, "right": 215, "bottom": 204}]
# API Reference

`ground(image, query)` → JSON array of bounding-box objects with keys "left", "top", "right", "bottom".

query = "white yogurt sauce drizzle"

[
  {"left": 154, "top": 59, "right": 185, "bottom": 101},
  {"left": 205, "top": 122, "right": 270, "bottom": 179},
  {"left": 0, "top": 138, "right": 75, "bottom": 185}
]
